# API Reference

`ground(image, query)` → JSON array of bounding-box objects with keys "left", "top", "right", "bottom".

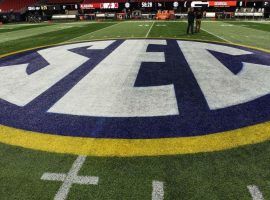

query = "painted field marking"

[
  {"left": 146, "top": 22, "right": 155, "bottom": 38},
  {"left": 182, "top": 21, "right": 232, "bottom": 44},
  {"left": 0, "top": 39, "right": 269, "bottom": 156},
  {"left": 41, "top": 156, "right": 99, "bottom": 200},
  {"left": 66, "top": 22, "right": 121, "bottom": 42},
  {"left": 139, "top": 24, "right": 150, "bottom": 27},
  {"left": 200, "top": 27, "right": 233, "bottom": 44},
  {"left": 220, "top": 24, "right": 234, "bottom": 27},
  {"left": 152, "top": 181, "right": 164, "bottom": 200},
  {"left": 247, "top": 185, "right": 264, "bottom": 200}
]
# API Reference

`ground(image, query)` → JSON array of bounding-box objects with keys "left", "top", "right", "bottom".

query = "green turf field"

[{"left": 0, "top": 20, "right": 270, "bottom": 200}]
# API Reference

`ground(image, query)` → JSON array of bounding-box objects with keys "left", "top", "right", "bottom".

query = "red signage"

[
  {"left": 80, "top": 3, "right": 119, "bottom": 9},
  {"left": 80, "top": 3, "right": 100, "bottom": 9},
  {"left": 209, "top": 1, "right": 237, "bottom": 7}
]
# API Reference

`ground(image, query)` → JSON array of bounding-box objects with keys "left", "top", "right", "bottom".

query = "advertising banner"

[
  {"left": 81, "top": 3, "right": 119, "bottom": 9},
  {"left": 209, "top": 1, "right": 237, "bottom": 7},
  {"left": 80, "top": 3, "right": 100, "bottom": 9}
]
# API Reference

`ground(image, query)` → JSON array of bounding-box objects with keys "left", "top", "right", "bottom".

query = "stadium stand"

[
  {"left": 0, "top": 0, "right": 39, "bottom": 13},
  {"left": 45, "top": 0, "right": 81, "bottom": 20},
  {"left": 81, "top": 0, "right": 125, "bottom": 3},
  {"left": 235, "top": 7, "right": 264, "bottom": 18},
  {"left": 46, "top": 0, "right": 82, "bottom": 4},
  {"left": 0, "top": 0, "right": 269, "bottom": 23}
]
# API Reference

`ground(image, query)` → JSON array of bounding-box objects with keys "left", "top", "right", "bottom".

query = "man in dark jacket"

[{"left": 186, "top": 7, "right": 195, "bottom": 34}]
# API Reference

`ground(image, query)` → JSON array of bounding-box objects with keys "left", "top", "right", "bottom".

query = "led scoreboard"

[
  {"left": 100, "top": 3, "right": 119, "bottom": 9},
  {"left": 142, "top": 2, "right": 153, "bottom": 8}
]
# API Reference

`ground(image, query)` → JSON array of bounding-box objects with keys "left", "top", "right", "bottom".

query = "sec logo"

[{"left": 0, "top": 39, "right": 269, "bottom": 156}]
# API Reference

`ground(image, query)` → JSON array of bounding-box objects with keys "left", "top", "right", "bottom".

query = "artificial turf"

[
  {"left": 1, "top": 140, "right": 270, "bottom": 200},
  {"left": 226, "top": 21, "right": 270, "bottom": 32},
  {"left": 0, "top": 22, "right": 116, "bottom": 55},
  {"left": 202, "top": 21, "right": 270, "bottom": 50},
  {"left": 0, "top": 24, "right": 52, "bottom": 33},
  {"left": 0, "top": 20, "right": 269, "bottom": 200}
]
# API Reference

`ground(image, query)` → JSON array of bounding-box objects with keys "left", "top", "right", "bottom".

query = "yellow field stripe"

[{"left": 0, "top": 122, "right": 269, "bottom": 157}]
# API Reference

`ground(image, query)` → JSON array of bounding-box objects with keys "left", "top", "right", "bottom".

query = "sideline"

[{"left": 200, "top": 27, "right": 233, "bottom": 44}]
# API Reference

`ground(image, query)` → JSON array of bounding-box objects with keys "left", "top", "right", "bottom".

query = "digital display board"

[
  {"left": 209, "top": 1, "right": 237, "bottom": 7},
  {"left": 142, "top": 2, "right": 153, "bottom": 8},
  {"left": 81, "top": 3, "right": 119, "bottom": 9},
  {"left": 100, "top": 3, "right": 119, "bottom": 9}
]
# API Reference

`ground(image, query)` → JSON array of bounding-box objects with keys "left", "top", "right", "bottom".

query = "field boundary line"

[
  {"left": 182, "top": 21, "right": 232, "bottom": 44},
  {"left": 66, "top": 22, "right": 122, "bottom": 42},
  {"left": 200, "top": 27, "right": 233, "bottom": 44},
  {"left": 146, "top": 21, "right": 155, "bottom": 38},
  {"left": 247, "top": 185, "right": 264, "bottom": 200}
]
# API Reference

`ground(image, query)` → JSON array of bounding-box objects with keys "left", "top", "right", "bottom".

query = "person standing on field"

[
  {"left": 195, "top": 9, "right": 203, "bottom": 33},
  {"left": 186, "top": 7, "right": 195, "bottom": 34}
]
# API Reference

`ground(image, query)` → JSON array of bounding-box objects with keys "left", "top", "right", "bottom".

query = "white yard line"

[
  {"left": 41, "top": 156, "right": 99, "bottom": 200},
  {"left": 152, "top": 181, "right": 164, "bottom": 200},
  {"left": 200, "top": 27, "right": 233, "bottom": 44},
  {"left": 146, "top": 21, "right": 155, "bottom": 38},
  {"left": 247, "top": 185, "right": 264, "bottom": 200},
  {"left": 183, "top": 20, "right": 232, "bottom": 43},
  {"left": 66, "top": 22, "right": 122, "bottom": 42}
]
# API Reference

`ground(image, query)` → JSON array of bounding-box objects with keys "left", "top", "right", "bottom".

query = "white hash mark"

[
  {"left": 152, "top": 180, "right": 164, "bottom": 200},
  {"left": 247, "top": 185, "right": 264, "bottom": 200},
  {"left": 41, "top": 156, "right": 99, "bottom": 200}
]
